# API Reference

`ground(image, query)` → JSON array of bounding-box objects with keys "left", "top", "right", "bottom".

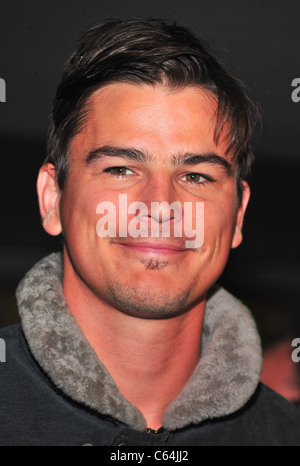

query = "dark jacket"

[{"left": 0, "top": 253, "right": 300, "bottom": 446}]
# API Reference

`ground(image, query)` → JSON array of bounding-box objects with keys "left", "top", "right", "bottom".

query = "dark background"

[{"left": 0, "top": 0, "right": 299, "bottom": 348}]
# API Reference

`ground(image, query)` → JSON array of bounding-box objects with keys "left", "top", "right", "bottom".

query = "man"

[{"left": 1, "top": 19, "right": 300, "bottom": 446}]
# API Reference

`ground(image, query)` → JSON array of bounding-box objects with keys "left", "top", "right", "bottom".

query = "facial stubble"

[{"left": 106, "top": 258, "right": 194, "bottom": 319}]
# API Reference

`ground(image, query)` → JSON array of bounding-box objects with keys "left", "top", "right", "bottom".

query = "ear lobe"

[
  {"left": 231, "top": 181, "right": 250, "bottom": 249},
  {"left": 37, "top": 163, "right": 62, "bottom": 236}
]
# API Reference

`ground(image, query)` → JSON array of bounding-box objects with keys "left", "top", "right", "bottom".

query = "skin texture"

[{"left": 37, "top": 83, "right": 250, "bottom": 428}]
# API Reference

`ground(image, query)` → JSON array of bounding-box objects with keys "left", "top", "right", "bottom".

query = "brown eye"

[
  {"left": 105, "top": 167, "right": 134, "bottom": 177},
  {"left": 183, "top": 173, "right": 204, "bottom": 184}
]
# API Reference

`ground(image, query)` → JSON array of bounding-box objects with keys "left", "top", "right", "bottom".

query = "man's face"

[{"left": 47, "top": 83, "right": 249, "bottom": 319}]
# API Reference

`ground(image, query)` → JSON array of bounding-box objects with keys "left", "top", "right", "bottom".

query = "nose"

[{"left": 139, "top": 172, "right": 182, "bottom": 225}]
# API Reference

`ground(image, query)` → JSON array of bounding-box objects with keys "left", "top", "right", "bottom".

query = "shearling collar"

[{"left": 16, "top": 252, "right": 262, "bottom": 431}]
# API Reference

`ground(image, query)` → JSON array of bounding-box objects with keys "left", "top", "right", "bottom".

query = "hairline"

[{"left": 66, "top": 80, "right": 231, "bottom": 169}]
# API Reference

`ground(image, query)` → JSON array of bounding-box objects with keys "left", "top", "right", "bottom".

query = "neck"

[{"left": 63, "top": 261, "right": 205, "bottom": 430}]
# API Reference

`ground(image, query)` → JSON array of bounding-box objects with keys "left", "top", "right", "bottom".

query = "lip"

[{"left": 114, "top": 241, "right": 188, "bottom": 255}]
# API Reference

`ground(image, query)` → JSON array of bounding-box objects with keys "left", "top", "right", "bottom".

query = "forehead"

[{"left": 70, "top": 82, "right": 231, "bottom": 162}]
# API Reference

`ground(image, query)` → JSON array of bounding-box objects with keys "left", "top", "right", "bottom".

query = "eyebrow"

[
  {"left": 85, "top": 145, "right": 233, "bottom": 176},
  {"left": 172, "top": 152, "right": 233, "bottom": 176},
  {"left": 86, "top": 146, "right": 148, "bottom": 164}
]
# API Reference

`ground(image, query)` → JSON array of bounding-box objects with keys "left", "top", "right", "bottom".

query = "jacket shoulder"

[
  {"left": 0, "top": 323, "right": 22, "bottom": 355},
  {"left": 180, "top": 383, "right": 300, "bottom": 446},
  {"left": 241, "top": 382, "right": 300, "bottom": 445},
  {"left": 0, "top": 323, "right": 21, "bottom": 337},
  {"left": 255, "top": 382, "right": 300, "bottom": 417}
]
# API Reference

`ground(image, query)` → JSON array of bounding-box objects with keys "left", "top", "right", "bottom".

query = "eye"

[
  {"left": 181, "top": 172, "right": 214, "bottom": 185},
  {"left": 104, "top": 166, "right": 135, "bottom": 177}
]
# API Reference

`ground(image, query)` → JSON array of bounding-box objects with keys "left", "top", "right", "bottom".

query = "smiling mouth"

[{"left": 113, "top": 241, "right": 189, "bottom": 255}]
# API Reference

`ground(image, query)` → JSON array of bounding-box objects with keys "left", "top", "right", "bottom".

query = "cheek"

[
  {"left": 61, "top": 183, "right": 132, "bottom": 249},
  {"left": 203, "top": 200, "right": 237, "bottom": 244},
  {"left": 60, "top": 184, "right": 99, "bottom": 238}
]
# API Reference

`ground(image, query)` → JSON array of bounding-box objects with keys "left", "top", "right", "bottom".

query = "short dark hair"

[{"left": 45, "top": 18, "right": 260, "bottom": 200}]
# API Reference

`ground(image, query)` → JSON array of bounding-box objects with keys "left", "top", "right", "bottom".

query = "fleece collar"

[{"left": 16, "top": 253, "right": 262, "bottom": 431}]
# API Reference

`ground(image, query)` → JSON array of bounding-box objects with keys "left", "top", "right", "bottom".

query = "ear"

[
  {"left": 36, "top": 163, "right": 62, "bottom": 236},
  {"left": 231, "top": 181, "right": 250, "bottom": 249}
]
